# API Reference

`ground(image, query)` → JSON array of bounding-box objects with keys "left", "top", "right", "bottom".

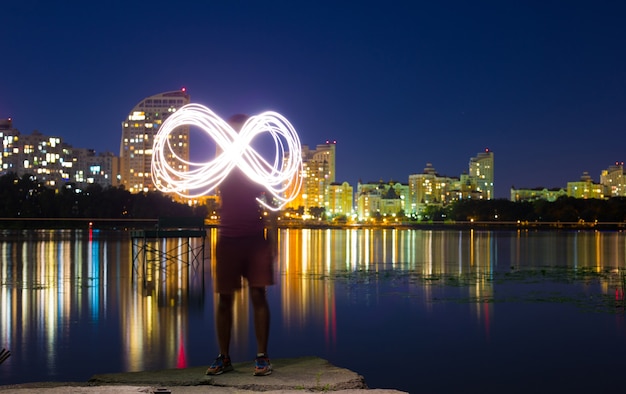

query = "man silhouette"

[{"left": 205, "top": 114, "right": 273, "bottom": 376}]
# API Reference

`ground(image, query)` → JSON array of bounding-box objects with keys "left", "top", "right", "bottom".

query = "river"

[{"left": 1, "top": 228, "right": 625, "bottom": 393}]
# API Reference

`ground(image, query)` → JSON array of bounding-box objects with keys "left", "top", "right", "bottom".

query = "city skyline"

[
  {"left": 0, "top": 114, "right": 626, "bottom": 200},
  {"left": 2, "top": 1, "right": 625, "bottom": 199}
]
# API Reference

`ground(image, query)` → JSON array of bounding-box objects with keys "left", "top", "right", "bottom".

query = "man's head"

[{"left": 228, "top": 114, "right": 249, "bottom": 132}]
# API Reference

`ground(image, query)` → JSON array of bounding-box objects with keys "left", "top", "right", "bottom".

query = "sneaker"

[
  {"left": 253, "top": 354, "right": 272, "bottom": 376},
  {"left": 206, "top": 354, "right": 233, "bottom": 375}
]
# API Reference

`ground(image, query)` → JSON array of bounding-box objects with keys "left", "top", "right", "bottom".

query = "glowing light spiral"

[{"left": 151, "top": 103, "right": 302, "bottom": 211}]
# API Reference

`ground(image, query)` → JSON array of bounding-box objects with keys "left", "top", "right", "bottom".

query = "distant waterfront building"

[
  {"left": 567, "top": 172, "right": 604, "bottom": 199},
  {"left": 327, "top": 181, "right": 354, "bottom": 217},
  {"left": 356, "top": 180, "right": 408, "bottom": 220},
  {"left": 285, "top": 140, "right": 336, "bottom": 214},
  {"left": 72, "top": 148, "right": 119, "bottom": 187},
  {"left": 1, "top": 129, "right": 70, "bottom": 187},
  {"left": 0, "top": 118, "right": 18, "bottom": 174},
  {"left": 468, "top": 149, "right": 494, "bottom": 199},
  {"left": 600, "top": 162, "right": 626, "bottom": 197},
  {"left": 1, "top": 120, "right": 72, "bottom": 187},
  {"left": 510, "top": 186, "right": 567, "bottom": 202},
  {"left": 405, "top": 150, "right": 494, "bottom": 217},
  {"left": 408, "top": 163, "right": 458, "bottom": 217},
  {"left": 119, "top": 89, "right": 190, "bottom": 194},
  {"left": 1, "top": 118, "right": 118, "bottom": 189}
]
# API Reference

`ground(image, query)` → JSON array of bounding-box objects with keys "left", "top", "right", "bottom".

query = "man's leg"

[
  {"left": 249, "top": 287, "right": 270, "bottom": 355},
  {"left": 216, "top": 292, "right": 234, "bottom": 355},
  {"left": 206, "top": 292, "right": 235, "bottom": 375},
  {"left": 250, "top": 286, "right": 272, "bottom": 375}
]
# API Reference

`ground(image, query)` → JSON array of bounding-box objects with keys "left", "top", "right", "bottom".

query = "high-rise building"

[
  {"left": 469, "top": 149, "right": 494, "bottom": 199},
  {"left": 119, "top": 89, "right": 190, "bottom": 193},
  {"left": 0, "top": 118, "right": 17, "bottom": 175},
  {"left": 285, "top": 140, "right": 336, "bottom": 213}
]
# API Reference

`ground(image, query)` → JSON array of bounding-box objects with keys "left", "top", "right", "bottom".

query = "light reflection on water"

[{"left": 1, "top": 228, "right": 626, "bottom": 393}]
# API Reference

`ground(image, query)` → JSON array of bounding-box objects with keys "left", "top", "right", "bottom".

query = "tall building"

[
  {"left": 286, "top": 140, "right": 336, "bottom": 213},
  {"left": 0, "top": 118, "right": 17, "bottom": 174},
  {"left": 119, "top": 89, "right": 190, "bottom": 193},
  {"left": 468, "top": 149, "right": 494, "bottom": 199}
]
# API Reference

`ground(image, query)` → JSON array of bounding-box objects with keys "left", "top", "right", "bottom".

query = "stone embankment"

[{"left": 0, "top": 356, "right": 407, "bottom": 394}]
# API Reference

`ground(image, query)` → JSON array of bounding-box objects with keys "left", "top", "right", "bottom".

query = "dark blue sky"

[{"left": 2, "top": 0, "right": 625, "bottom": 198}]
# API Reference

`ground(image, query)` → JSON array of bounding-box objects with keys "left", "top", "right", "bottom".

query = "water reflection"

[{"left": 1, "top": 228, "right": 625, "bottom": 390}]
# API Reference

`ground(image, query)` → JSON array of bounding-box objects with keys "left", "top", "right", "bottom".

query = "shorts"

[{"left": 214, "top": 234, "right": 274, "bottom": 294}]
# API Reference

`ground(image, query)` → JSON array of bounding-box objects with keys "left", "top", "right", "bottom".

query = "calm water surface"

[{"left": 1, "top": 228, "right": 626, "bottom": 393}]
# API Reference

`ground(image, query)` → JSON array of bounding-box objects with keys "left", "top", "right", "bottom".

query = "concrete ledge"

[{"left": 0, "top": 357, "right": 407, "bottom": 393}]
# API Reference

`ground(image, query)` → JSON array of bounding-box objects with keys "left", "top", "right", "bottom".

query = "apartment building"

[
  {"left": 406, "top": 150, "right": 495, "bottom": 217},
  {"left": 285, "top": 140, "right": 336, "bottom": 213},
  {"left": 1, "top": 118, "right": 118, "bottom": 189},
  {"left": 327, "top": 181, "right": 354, "bottom": 217},
  {"left": 71, "top": 148, "right": 119, "bottom": 187},
  {"left": 407, "top": 163, "right": 458, "bottom": 217},
  {"left": 469, "top": 149, "right": 494, "bottom": 199},
  {"left": 119, "top": 89, "right": 190, "bottom": 193},
  {"left": 356, "top": 180, "right": 408, "bottom": 220},
  {"left": 567, "top": 172, "right": 604, "bottom": 199},
  {"left": 601, "top": 162, "right": 626, "bottom": 197}
]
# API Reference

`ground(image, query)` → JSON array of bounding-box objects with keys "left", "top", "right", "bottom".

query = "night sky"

[{"left": 2, "top": 0, "right": 625, "bottom": 198}]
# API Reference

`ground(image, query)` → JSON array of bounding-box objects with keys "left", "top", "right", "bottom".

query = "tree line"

[
  {"left": 425, "top": 196, "right": 626, "bottom": 223},
  {"left": 0, "top": 173, "right": 207, "bottom": 220},
  {"left": 2, "top": 172, "right": 626, "bottom": 225}
]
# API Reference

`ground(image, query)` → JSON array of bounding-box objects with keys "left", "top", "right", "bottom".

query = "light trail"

[{"left": 151, "top": 103, "right": 302, "bottom": 210}]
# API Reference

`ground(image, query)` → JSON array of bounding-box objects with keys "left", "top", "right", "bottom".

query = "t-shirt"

[{"left": 218, "top": 168, "right": 266, "bottom": 237}]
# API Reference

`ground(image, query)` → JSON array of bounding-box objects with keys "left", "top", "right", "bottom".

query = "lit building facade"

[
  {"left": 1, "top": 120, "right": 73, "bottom": 187},
  {"left": 327, "top": 181, "right": 354, "bottom": 217},
  {"left": 406, "top": 150, "right": 494, "bottom": 217},
  {"left": 119, "top": 89, "right": 190, "bottom": 193},
  {"left": 468, "top": 149, "right": 494, "bottom": 199},
  {"left": 0, "top": 118, "right": 19, "bottom": 175},
  {"left": 285, "top": 140, "right": 336, "bottom": 214},
  {"left": 600, "top": 162, "right": 626, "bottom": 197},
  {"left": 567, "top": 172, "right": 605, "bottom": 199},
  {"left": 1, "top": 118, "right": 118, "bottom": 189},
  {"left": 408, "top": 163, "right": 458, "bottom": 217},
  {"left": 510, "top": 186, "right": 567, "bottom": 202},
  {"left": 356, "top": 180, "right": 408, "bottom": 220},
  {"left": 72, "top": 148, "right": 119, "bottom": 187}
]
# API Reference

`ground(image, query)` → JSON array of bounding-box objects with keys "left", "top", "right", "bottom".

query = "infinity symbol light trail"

[{"left": 151, "top": 103, "right": 303, "bottom": 211}]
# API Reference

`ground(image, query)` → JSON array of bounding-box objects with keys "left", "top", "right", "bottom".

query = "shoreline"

[{"left": 0, "top": 217, "right": 625, "bottom": 231}]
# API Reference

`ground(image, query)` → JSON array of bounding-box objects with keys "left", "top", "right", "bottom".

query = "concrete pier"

[{"left": 0, "top": 357, "right": 406, "bottom": 393}]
